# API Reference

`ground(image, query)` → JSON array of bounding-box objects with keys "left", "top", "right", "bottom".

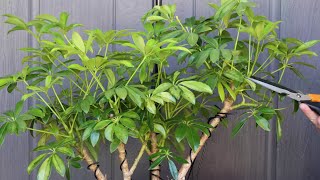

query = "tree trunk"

[
  {"left": 178, "top": 97, "right": 234, "bottom": 179},
  {"left": 150, "top": 133, "right": 160, "bottom": 180},
  {"left": 82, "top": 147, "right": 107, "bottom": 180},
  {"left": 118, "top": 143, "right": 131, "bottom": 180}
]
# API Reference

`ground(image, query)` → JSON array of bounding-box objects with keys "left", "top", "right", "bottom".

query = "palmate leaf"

[
  {"left": 186, "top": 127, "right": 200, "bottom": 152},
  {"left": 168, "top": 159, "right": 178, "bottom": 180},
  {"left": 149, "top": 156, "right": 165, "bottom": 170},
  {"left": 72, "top": 32, "right": 85, "bottom": 52},
  {"left": 153, "top": 83, "right": 173, "bottom": 95},
  {"left": 37, "top": 157, "right": 52, "bottom": 180},
  {"left": 52, "top": 154, "right": 66, "bottom": 176},
  {"left": 27, "top": 153, "right": 48, "bottom": 174},
  {"left": 254, "top": 115, "right": 270, "bottom": 131},
  {"left": 0, "top": 123, "right": 8, "bottom": 146}
]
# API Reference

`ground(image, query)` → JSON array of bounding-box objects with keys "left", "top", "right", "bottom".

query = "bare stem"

[{"left": 129, "top": 144, "right": 146, "bottom": 174}]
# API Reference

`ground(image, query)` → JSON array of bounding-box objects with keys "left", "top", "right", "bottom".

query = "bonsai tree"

[{"left": 0, "top": 0, "right": 318, "bottom": 180}]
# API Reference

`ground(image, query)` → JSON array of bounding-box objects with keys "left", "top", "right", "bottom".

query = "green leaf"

[
  {"left": 168, "top": 160, "right": 178, "bottom": 180},
  {"left": 245, "top": 78, "right": 256, "bottom": 91},
  {"left": 72, "top": 32, "right": 85, "bottom": 52},
  {"left": 110, "top": 138, "right": 120, "bottom": 153},
  {"left": 45, "top": 75, "right": 52, "bottom": 87},
  {"left": 223, "top": 70, "right": 244, "bottom": 82},
  {"left": 104, "top": 124, "right": 114, "bottom": 142},
  {"left": 172, "top": 155, "right": 188, "bottom": 164},
  {"left": 56, "top": 147, "right": 74, "bottom": 157},
  {"left": 22, "top": 93, "right": 36, "bottom": 101},
  {"left": 59, "top": 12, "right": 69, "bottom": 26},
  {"left": 66, "top": 167, "right": 70, "bottom": 180},
  {"left": 175, "top": 124, "right": 187, "bottom": 142},
  {"left": 0, "top": 78, "right": 13, "bottom": 87},
  {"left": 169, "top": 86, "right": 181, "bottom": 100},
  {"left": 52, "top": 154, "right": 66, "bottom": 177},
  {"left": 105, "top": 69, "right": 116, "bottom": 89},
  {"left": 294, "top": 40, "right": 320, "bottom": 53},
  {"left": 148, "top": 156, "right": 165, "bottom": 170},
  {"left": 114, "top": 124, "right": 128, "bottom": 144},
  {"left": 115, "top": 87, "right": 127, "bottom": 100},
  {"left": 82, "top": 125, "right": 94, "bottom": 141},
  {"left": 217, "top": 82, "right": 225, "bottom": 102},
  {"left": 221, "top": 81, "right": 236, "bottom": 100},
  {"left": 15, "top": 100, "right": 24, "bottom": 116},
  {"left": 153, "top": 83, "right": 173, "bottom": 95},
  {"left": 292, "top": 62, "right": 317, "bottom": 69},
  {"left": 179, "top": 81, "right": 212, "bottom": 94},
  {"left": 122, "top": 111, "right": 140, "bottom": 120},
  {"left": 132, "top": 34, "right": 145, "bottom": 53},
  {"left": 150, "top": 95, "right": 164, "bottom": 105},
  {"left": 36, "top": 14, "right": 59, "bottom": 22},
  {"left": 276, "top": 110, "right": 284, "bottom": 140},
  {"left": 254, "top": 115, "right": 270, "bottom": 131},
  {"left": 125, "top": 86, "right": 143, "bottom": 107},
  {"left": 157, "top": 92, "right": 176, "bottom": 104},
  {"left": 80, "top": 99, "right": 90, "bottom": 114},
  {"left": 187, "top": 33, "right": 199, "bottom": 46},
  {"left": 293, "top": 100, "right": 299, "bottom": 113},
  {"left": 210, "top": 49, "right": 220, "bottom": 63},
  {"left": 200, "top": 35, "right": 219, "bottom": 48},
  {"left": 186, "top": 128, "right": 200, "bottom": 152},
  {"left": 4, "top": 15, "right": 27, "bottom": 29},
  {"left": 147, "top": 16, "right": 166, "bottom": 21},
  {"left": 68, "top": 64, "right": 86, "bottom": 71},
  {"left": 179, "top": 85, "right": 195, "bottom": 104},
  {"left": 28, "top": 108, "right": 45, "bottom": 118},
  {"left": 154, "top": 124, "right": 166, "bottom": 137},
  {"left": 232, "top": 119, "right": 247, "bottom": 137},
  {"left": 7, "top": 82, "right": 17, "bottom": 93},
  {"left": 27, "top": 153, "right": 47, "bottom": 174},
  {"left": 37, "top": 157, "right": 52, "bottom": 180},
  {"left": 258, "top": 107, "right": 276, "bottom": 115},
  {"left": 0, "top": 123, "right": 8, "bottom": 146},
  {"left": 94, "top": 120, "right": 112, "bottom": 130},
  {"left": 161, "top": 46, "right": 191, "bottom": 53},
  {"left": 90, "top": 131, "right": 100, "bottom": 147},
  {"left": 120, "top": 118, "right": 136, "bottom": 129},
  {"left": 146, "top": 99, "right": 157, "bottom": 114},
  {"left": 195, "top": 50, "right": 210, "bottom": 68},
  {"left": 85, "top": 142, "right": 98, "bottom": 161},
  {"left": 221, "top": 49, "right": 232, "bottom": 60}
]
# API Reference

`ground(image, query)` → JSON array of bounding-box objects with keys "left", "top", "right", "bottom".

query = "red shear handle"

[{"left": 308, "top": 94, "right": 320, "bottom": 103}]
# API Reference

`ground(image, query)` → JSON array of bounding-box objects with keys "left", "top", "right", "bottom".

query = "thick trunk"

[
  {"left": 150, "top": 133, "right": 160, "bottom": 180},
  {"left": 82, "top": 148, "right": 107, "bottom": 180},
  {"left": 118, "top": 143, "right": 131, "bottom": 180},
  {"left": 178, "top": 98, "right": 234, "bottom": 179}
]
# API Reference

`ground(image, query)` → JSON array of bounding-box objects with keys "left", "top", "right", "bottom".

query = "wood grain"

[
  {"left": 277, "top": 0, "right": 320, "bottom": 180},
  {"left": 0, "top": 0, "right": 30, "bottom": 180}
]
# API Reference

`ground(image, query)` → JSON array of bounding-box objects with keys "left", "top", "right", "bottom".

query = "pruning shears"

[{"left": 248, "top": 76, "right": 320, "bottom": 115}]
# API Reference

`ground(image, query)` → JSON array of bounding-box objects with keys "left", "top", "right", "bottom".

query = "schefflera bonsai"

[{"left": 0, "top": 0, "right": 318, "bottom": 180}]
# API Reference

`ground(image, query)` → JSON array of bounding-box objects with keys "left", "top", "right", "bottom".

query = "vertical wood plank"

[
  {"left": 192, "top": 1, "right": 274, "bottom": 180},
  {"left": 277, "top": 0, "right": 320, "bottom": 180},
  {"left": 113, "top": 1, "right": 152, "bottom": 179},
  {"left": 0, "top": 0, "right": 30, "bottom": 180},
  {"left": 38, "top": 1, "right": 114, "bottom": 179}
]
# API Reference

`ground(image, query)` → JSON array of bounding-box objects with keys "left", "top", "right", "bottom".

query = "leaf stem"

[{"left": 126, "top": 56, "right": 147, "bottom": 86}]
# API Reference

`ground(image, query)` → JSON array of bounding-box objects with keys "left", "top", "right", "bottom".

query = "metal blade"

[
  {"left": 248, "top": 77, "right": 294, "bottom": 95},
  {"left": 248, "top": 77, "right": 311, "bottom": 102}
]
